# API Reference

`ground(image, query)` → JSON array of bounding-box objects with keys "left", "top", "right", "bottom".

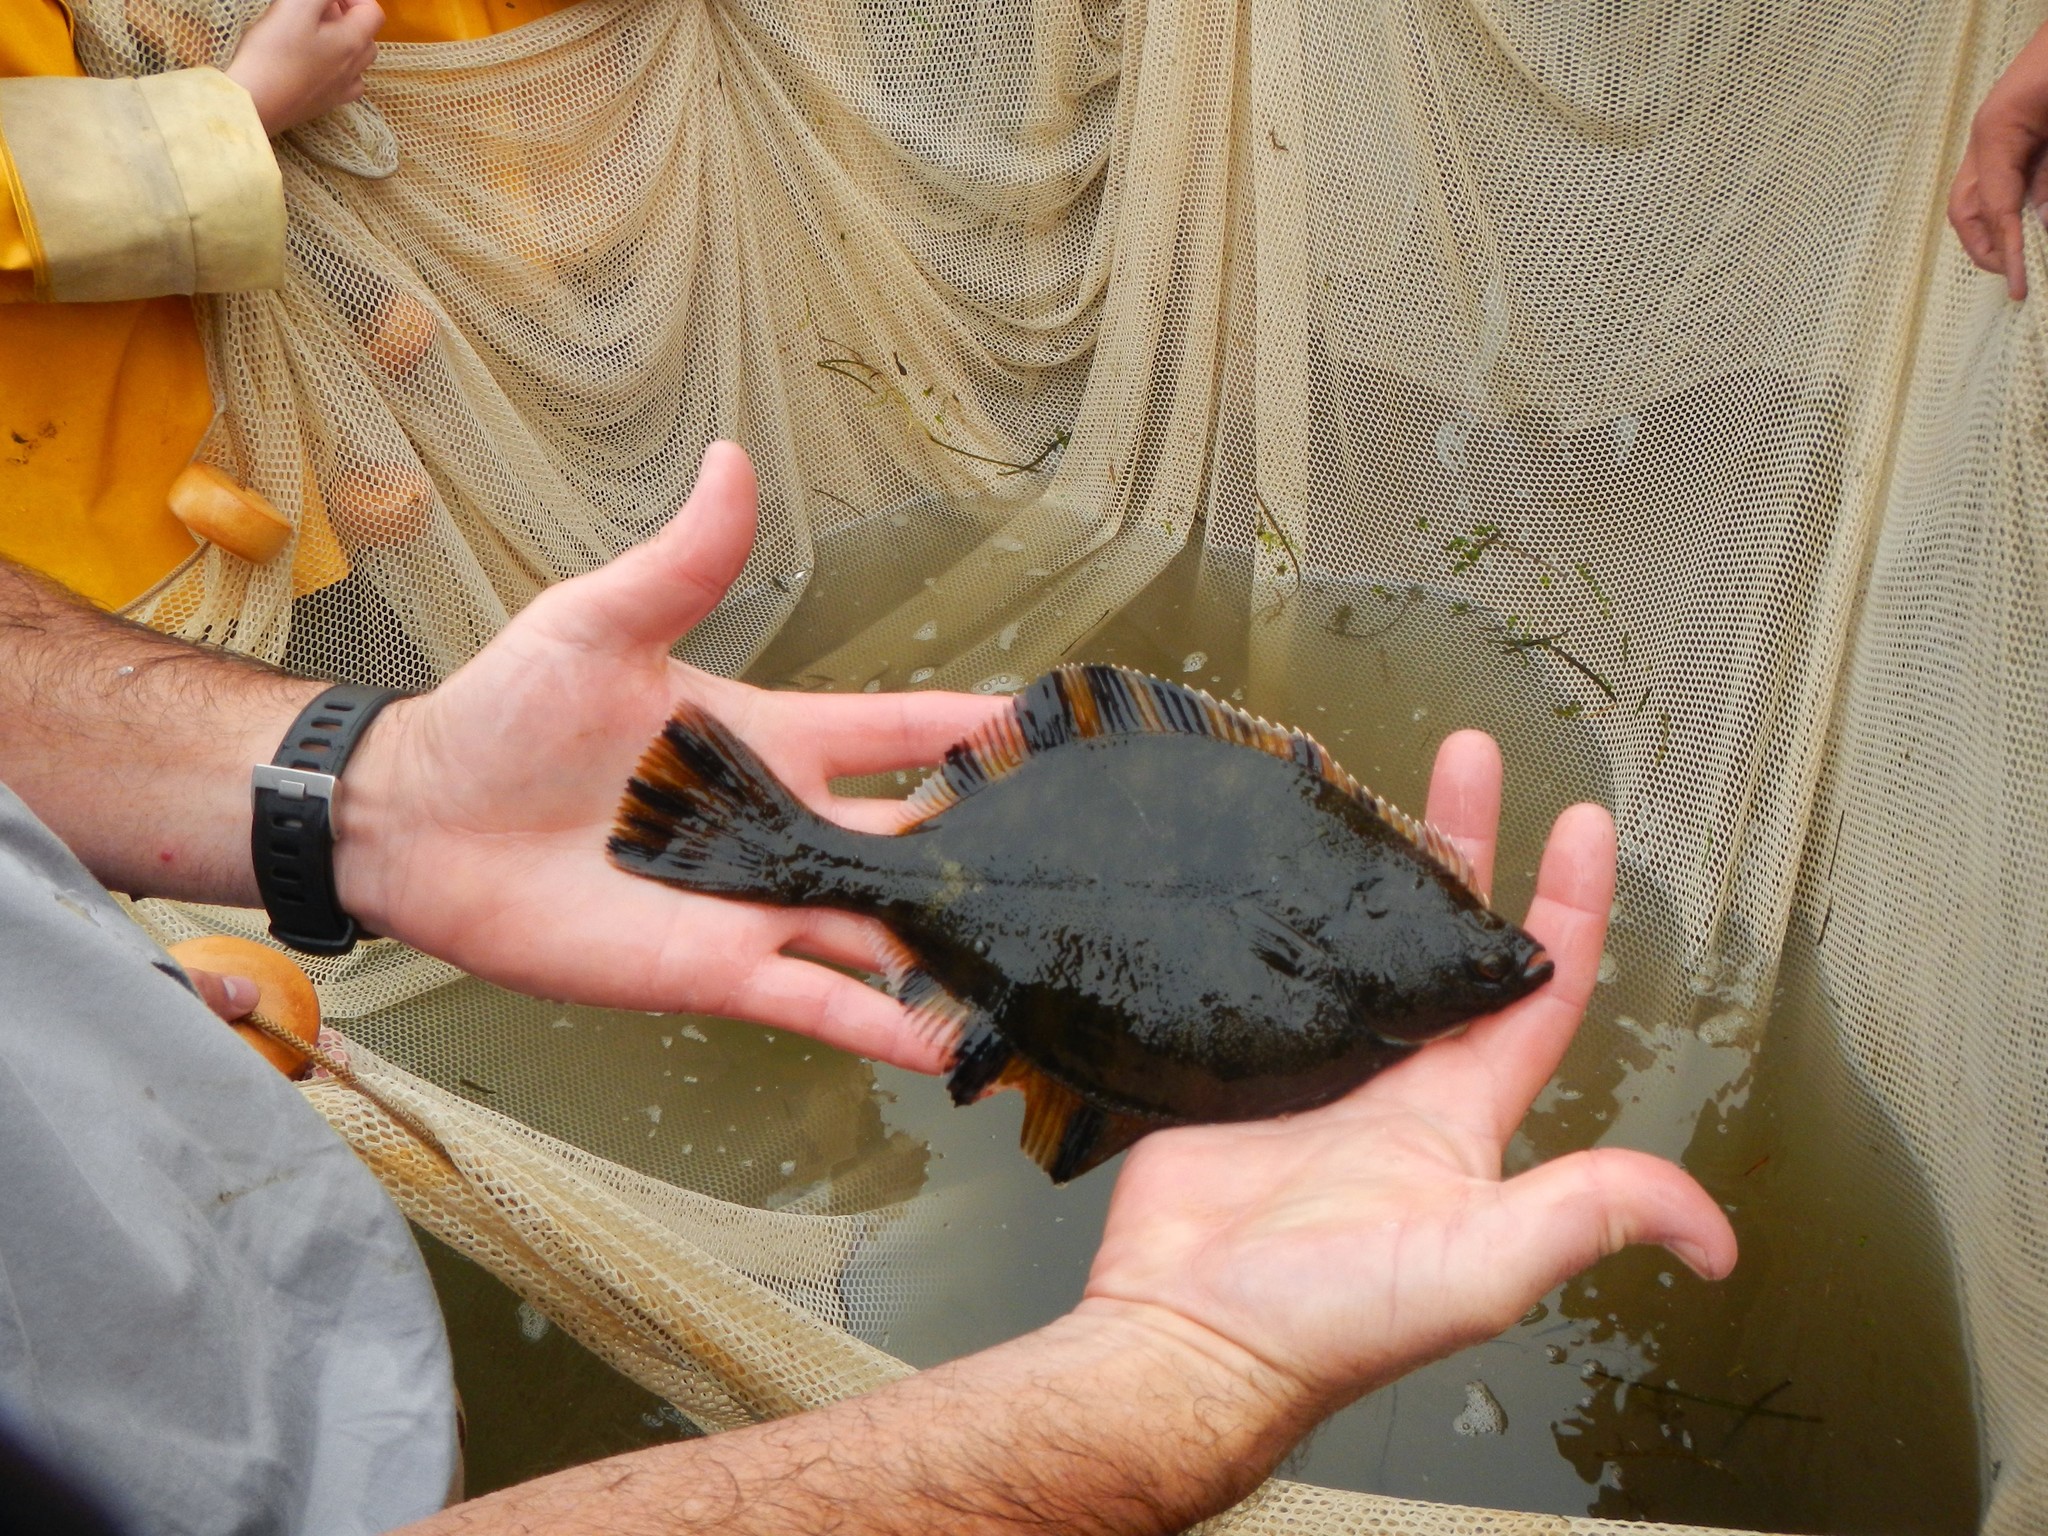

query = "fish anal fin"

[{"left": 998, "top": 1058, "right": 1162, "bottom": 1183}]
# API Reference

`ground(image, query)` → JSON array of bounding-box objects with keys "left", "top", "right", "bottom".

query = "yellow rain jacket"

[
  {"left": 0, "top": 0, "right": 577, "bottom": 613},
  {"left": 0, "top": 0, "right": 283, "bottom": 609}
]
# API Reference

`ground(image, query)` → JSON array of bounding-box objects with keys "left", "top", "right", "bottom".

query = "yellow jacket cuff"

[{"left": 0, "top": 68, "right": 284, "bottom": 302}]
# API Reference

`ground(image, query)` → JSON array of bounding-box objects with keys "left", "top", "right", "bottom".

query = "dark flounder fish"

[{"left": 610, "top": 664, "right": 1552, "bottom": 1182}]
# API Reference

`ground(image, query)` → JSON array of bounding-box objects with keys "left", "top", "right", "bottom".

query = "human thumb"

[
  {"left": 184, "top": 967, "right": 260, "bottom": 1023},
  {"left": 536, "top": 441, "right": 759, "bottom": 654},
  {"left": 1487, "top": 1145, "right": 1738, "bottom": 1301}
]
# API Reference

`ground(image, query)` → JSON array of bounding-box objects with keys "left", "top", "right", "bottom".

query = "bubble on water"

[
  {"left": 1453, "top": 1380, "right": 1507, "bottom": 1436},
  {"left": 1657, "top": 1271, "right": 1676, "bottom": 1288},
  {"left": 1597, "top": 953, "right": 1618, "bottom": 984},
  {"left": 679, "top": 1024, "right": 708, "bottom": 1042},
  {"left": 1697, "top": 1008, "right": 1753, "bottom": 1047},
  {"left": 779, "top": 1160, "right": 797, "bottom": 1177},
  {"left": 661, "top": 1035, "right": 672, "bottom": 1048},
  {"left": 997, "top": 622, "right": 1021, "bottom": 651},
  {"left": 679, "top": 1143, "right": 693, "bottom": 1155},
  {"left": 1180, "top": 650, "right": 1208, "bottom": 673},
  {"left": 973, "top": 673, "right": 1026, "bottom": 695},
  {"left": 909, "top": 667, "right": 936, "bottom": 684},
  {"left": 1544, "top": 1345, "right": 1567, "bottom": 1364},
  {"left": 516, "top": 1302, "right": 549, "bottom": 1343},
  {"left": 644, "top": 1105, "right": 662, "bottom": 1125},
  {"left": 862, "top": 679, "right": 882, "bottom": 693},
  {"left": 911, "top": 620, "right": 939, "bottom": 642}
]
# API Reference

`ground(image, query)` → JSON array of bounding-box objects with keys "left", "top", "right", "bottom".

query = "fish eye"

[{"left": 1473, "top": 949, "right": 1515, "bottom": 982}]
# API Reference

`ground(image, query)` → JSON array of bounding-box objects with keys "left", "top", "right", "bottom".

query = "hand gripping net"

[{"left": 75, "top": 0, "right": 2045, "bottom": 1529}]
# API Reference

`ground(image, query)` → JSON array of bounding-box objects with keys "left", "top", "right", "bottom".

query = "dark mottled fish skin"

[{"left": 610, "top": 664, "right": 1552, "bottom": 1180}]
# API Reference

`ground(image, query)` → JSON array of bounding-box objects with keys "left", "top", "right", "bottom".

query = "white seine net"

[{"left": 80, "top": 0, "right": 2048, "bottom": 1528}]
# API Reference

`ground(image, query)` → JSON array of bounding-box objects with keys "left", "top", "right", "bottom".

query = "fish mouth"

[{"left": 1521, "top": 946, "right": 1555, "bottom": 986}]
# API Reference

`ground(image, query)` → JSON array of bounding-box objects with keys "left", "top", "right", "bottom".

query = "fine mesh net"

[{"left": 72, "top": 0, "right": 2048, "bottom": 1528}]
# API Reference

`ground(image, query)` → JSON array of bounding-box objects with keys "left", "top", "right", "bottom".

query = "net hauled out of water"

[{"left": 73, "top": 0, "right": 2047, "bottom": 1529}]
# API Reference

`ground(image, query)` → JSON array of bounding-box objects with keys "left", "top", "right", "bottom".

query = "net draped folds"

[{"left": 74, "top": 0, "right": 2046, "bottom": 1529}]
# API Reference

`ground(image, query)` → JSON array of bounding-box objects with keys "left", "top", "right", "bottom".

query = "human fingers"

[
  {"left": 753, "top": 688, "right": 1009, "bottom": 782},
  {"left": 1949, "top": 155, "right": 1998, "bottom": 273},
  {"left": 534, "top": 442, "right": 758, "bottom": 654},
  {"left": 1483, "top": 1145, "right": 1737, "bottom": 1294},
  {"left": 777, "top": 906, "right": 892, "bottom": 976},
  {"left": 336, "top": 0, "right": 383, "bottom": 43},
  {"left": 257, "top": 0, "right": 331, "bottom": 28},
  {"left": 719, "top": 956, "right": 950, "bottom": 1073},
  {"left": 183, "top": 966, "right": 260, "bottom": 1023},
  {"left": 1422, "top": 729, "right": 1501, "bottom": 901},
  {"left": 1974, "top": 125, "right": 2037, "bottom": 299},
  {"left": 1441, "top": 802, "right": 1614, "bottom": 1140},
  {"left": 1998, "top": 200, "right": 2030, "bottom": 303}
]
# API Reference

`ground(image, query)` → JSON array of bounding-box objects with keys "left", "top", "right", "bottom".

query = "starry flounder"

[{"left": 609, "top": 664, "right": 1553, "bottom": 1182}]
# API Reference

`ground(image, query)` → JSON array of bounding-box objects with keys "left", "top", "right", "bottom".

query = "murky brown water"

[{"left": 413, "top": 538, "right": 1981, "bottom": 1530}]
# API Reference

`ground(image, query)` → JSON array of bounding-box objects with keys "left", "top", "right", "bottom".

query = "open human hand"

[
  {"left": 1951, "top": 17, "right": 2048, "bottom": 301},
  {"left": 226, "top": 0, "right": 384, "bottom": 137},
  {"left": 335, "top": 444, "right": 1004, "bottom": 1070},
  {"left": 1079, "top": 732, "right": 1737, "bottom": 1424}
]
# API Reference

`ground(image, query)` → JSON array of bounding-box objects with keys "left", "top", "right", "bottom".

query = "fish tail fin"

[{"left": 609, "top": 702, "right": 826, "bottom": 898}]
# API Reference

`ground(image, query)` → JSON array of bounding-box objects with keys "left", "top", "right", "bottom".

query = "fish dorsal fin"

[{"left": 897, "top": 664, "right": 1479, "bottom": 894}]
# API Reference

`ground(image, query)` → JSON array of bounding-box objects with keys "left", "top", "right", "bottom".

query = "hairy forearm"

[
  {"left": 402, "top": 1303, "right": 1317, "bottom": 1536},
  {"left": 0, "top": 560, "right": 320, "bottom": 901}
]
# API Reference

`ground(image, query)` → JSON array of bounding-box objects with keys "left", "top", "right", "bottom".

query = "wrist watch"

[{"left": 252, "top": 683, "right": 408, "bottom": 956}]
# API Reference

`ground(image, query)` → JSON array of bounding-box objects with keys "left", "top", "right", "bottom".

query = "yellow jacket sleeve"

[{"left": 0, "top": 68, "right": 283, "bottom": 302}]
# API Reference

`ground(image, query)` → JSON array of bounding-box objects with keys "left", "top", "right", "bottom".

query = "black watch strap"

[{"left": 252, "top": 684, "right": 407, "bottom": 956}]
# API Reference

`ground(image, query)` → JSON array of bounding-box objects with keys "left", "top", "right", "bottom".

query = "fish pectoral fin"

[
  {"left": 1234, "top": 900, "right": 1325, "bottom": 981},
  {"left": 999, "top": 1061, "right": 1163, "bottom": 1183}
]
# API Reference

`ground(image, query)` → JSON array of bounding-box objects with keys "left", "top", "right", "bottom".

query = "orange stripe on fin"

[
  {"left": 998, "top": 1056, "right": 1165, "bottom": 1182},
  {"left": 893, "top": 708, "right": 1031, "bottom": 831}
]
